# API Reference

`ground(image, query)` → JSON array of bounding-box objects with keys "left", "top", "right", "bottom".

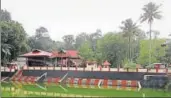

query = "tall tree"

[
  {"left": 165, "top": 39, "right": 171, "bottom": 64},
  {"left": 0, "top": 9, "right": 11, "bottom": 21},
  {"left": 140, "top": 2, "right": 162, "bottom": 65},
  {"left": 137, "top": 39, "right": 165, "bottom": 66},
  {"left": 35, "top": 26, "right": 49, "bottom": 38},
  {"left": 1, "top": 21, "right": 30, "bottom": 64},
  {"left": 96, "top": 32, "right": 127, "bottom": 67},
  {"left": 120, "top": 18, "right": 139, "bottom": 62},
  {"left": 88, "top": 29, "right": 102, "bottom": 51},
  {"left": 62, "top": 35, "right": 75, "bottom": 50},
  {"left": 28, "top": 27, "right": 58, "bottom": 51},
  {"left": 75, "top": 32, "right": 88, "bottom": 49},
  {"left": 78, "top": 41, "right": 94, "bottom": 60}
]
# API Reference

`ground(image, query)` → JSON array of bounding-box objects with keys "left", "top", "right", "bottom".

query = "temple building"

[
  {"left": 19, "top": 49, "right": 52, "bottom": 66},
  {"left": 19, "top": 49, "right": 83, "bottom": 67},
  {"left": 51, "top": 49, "right": 83, "bottom": 67}
]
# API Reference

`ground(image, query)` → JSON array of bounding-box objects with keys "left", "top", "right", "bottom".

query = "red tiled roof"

[
  {"left": 51, "top": 50, "right": 79, "bottom": 58},
  {"left": 20, "top": 49, "right": 52, "bottom": 57},
  {"left": 67, "top": 50, "right": 79, "bottom": 58},
  {"left": 51, "top": 51, "right": 69, "bottom": 58},
  {"left": 103, "top": 60, "right": 111, "bottom": 66}
]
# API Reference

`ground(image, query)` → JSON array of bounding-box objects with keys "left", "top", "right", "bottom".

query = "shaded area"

[{"left": 22, "top": 70, "right": 166, "bottom": 80}]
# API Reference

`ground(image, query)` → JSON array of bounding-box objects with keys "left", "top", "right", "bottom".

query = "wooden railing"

[{"left": 21, "top": 66, "right": 171, "bottom": 74}]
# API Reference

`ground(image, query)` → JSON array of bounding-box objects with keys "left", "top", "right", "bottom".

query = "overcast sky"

[{"left": 2, "top": 0, "right": 171, "bottom": 41}]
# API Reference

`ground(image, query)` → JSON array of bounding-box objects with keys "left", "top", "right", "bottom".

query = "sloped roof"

[
  {"left": 20, "top": 49, "right": 52, "bottom": 57},
  {"left": 51, "top": 50, "right": 80, "bottom": 58},
  {"left": 103, "top": 60, "right": 111, "bottom": 66},
  {"left": 67, "top": 50, "right": 79, "bottom": 58}
]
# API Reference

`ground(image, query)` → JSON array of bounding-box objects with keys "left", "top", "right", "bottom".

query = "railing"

[
  {"left": 1, "top": 67, "right": 15, "bottom": 72},
  {"left": 21, "top": 66, "right": 171, "bottom": 74}
]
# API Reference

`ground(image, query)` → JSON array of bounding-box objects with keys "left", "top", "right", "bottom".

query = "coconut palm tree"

[
  {"left": 120, "top": 18, "right": 139, "bottom": 62},
  {"left": 140, "top": 2, "right": 162, "bottom": 65}
]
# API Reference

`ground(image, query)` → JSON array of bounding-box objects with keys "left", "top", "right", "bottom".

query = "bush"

[
  {"left": 124, "top": 61, "right": 137, "bottom": 69},
  {"left": 145, "top": 64, "right": 154, "bottom": 68}
]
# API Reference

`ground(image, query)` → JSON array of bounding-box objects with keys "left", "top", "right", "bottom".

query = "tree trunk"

[
  {"left": 149, "top": 22, "right": 152, "bottom": 65},
  {"left": 128, "top": 36, "right": 131, "bottom": 62}
]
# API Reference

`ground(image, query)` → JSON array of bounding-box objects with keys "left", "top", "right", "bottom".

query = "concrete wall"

[
  {"left": 22, "top": 70, "right": 166, "bottom": 80},
  {"left": 1, "top": 71, "right": 16, "bottom": 77}
]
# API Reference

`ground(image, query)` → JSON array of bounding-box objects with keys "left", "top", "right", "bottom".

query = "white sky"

[{"left": 2, "top": 0, "right": 171, "bottom": 41}]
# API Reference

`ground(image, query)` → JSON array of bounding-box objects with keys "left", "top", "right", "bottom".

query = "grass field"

[{"left": 1, "top": 82, "right": 171, "bottom": 97}]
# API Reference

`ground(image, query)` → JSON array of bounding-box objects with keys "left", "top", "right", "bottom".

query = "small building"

[
  {"left": 51, "top": 49, "right": 83, "bottom": 67},
  {"left": 153, "top": 63, "right": 166, "bottom": 69},
  {"left": 19, "top": 49, "right": 52, "bottom": 66},
  {"left": 103, "top": 60, "right": 111, "bottom": 68},
  {"left": 86, "top": 61, "right": 97, "bottom": 69}
]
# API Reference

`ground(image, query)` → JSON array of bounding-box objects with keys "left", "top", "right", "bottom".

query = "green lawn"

[{"left": 1, "top": 82, "right": 171, "bottom": 97}]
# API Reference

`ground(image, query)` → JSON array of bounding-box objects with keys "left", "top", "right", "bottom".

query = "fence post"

[
  {"left": 117, "top": 67, "right": 119, "bottom": 72},
  {"left": 60, "top": 66, "right": 62, "bottom": 71},
  {"left": 108, "top": 67, "right": 110, "bottom": 72},
  {"left": 127, "top": 68, "right": 129, "bottom": 72},
  {"left": 91, "top": 67, "right": 93, "bottom": 71},
  {"left": 166, "top": 68, "right": 168, "bottom": 73},
  {"left": 100, "top": 67, "right": 102, "bottom": 71},
  {"left": 9, "top": 67, "right": 12, "bottom": 72},
  {"left": 83, "top": 67, "right": 85, "bottom": 71},
  {"left": 156, "top": 68, "right": 158, "bottom": 73},
  {"left": 136, "top": 68, "right": 138, "bottom": 72},
  {"left": 147, "top": 68, "right": 149, "bottom": 73},
  {"left": 75, "top": 67, "right": 77, "bottom": 71}
]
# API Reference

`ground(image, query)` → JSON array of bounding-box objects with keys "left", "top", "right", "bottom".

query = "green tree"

[
  {"left": 137, "top": 39, "right": 165, "bottom": 66},
  {"left": 120, "top": 18, "right": 139, "bottom": 62},
  {"left": 28, "top": 27, "right": 58, "bottom": 51},
  {"left": 78, "top": 41, "right": 94, "bottom": 60},
  {"left": 140, "top": 2, "right": 162, "bottom": 65},
  {"left": 0, "top": 9, "right": 11, "bottom": 21},
  {"left": 35, "top": 26, "right": 49, "bottom": 38},
  {"left": 164, "top": 39, "right": 171, "bottom": 64},
  {"left": 1, "top": 21, "right": 30, "bottom": 64},
  {"left": 96, "top": 32, "right": 127, "bottom": 67},
  {"left": 88, "top": 29, "right": 102, "bottom": 51},
  {"left": 62, "top": 35, "right": 75, "bottom": 50},
  {"left": 75, "top": 32, "right": 88, "bottom": 49}
]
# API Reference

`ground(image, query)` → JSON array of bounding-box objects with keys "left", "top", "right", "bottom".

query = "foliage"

[
  {"left": 1, "top": 21, "right": 30, "bottom": 64},
  {"left": 137, "top": 39, "right": 165, "bottom": 66},
  {"left": 140, "top": 2, "right": 162, "bottom": 24},
  {"left": 78, "top": 41, "right": 94, "bottom": 60},
  {"left": 62, "top": 35, "right": 75, "bottom": 50},
  {"left": 120, "top": 18, "right": 140, "bottom": 61},
  {"left": 96, "top": 32, "right": 127, "bottom": 67},
  {"left": 28, "top": 27, "right": 58, "bottom": 51},
  {"left": 164, "top": 40, "right": 171, "bottom": 64},
  {"left": 0, "top": 9, "right": 11, "bottom": 21},
  {"left": 140, "top": 2, "right": 162, "bottom": 65},
  {"left": 123, "top": 61, "right": 137, "bottom": 69},
  {"left": 75, "top": 32, "right": 89, "bottom": 49}
]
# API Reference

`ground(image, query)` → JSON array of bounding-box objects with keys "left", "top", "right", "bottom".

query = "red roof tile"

[
  {"left": 51, "top": 50, "right": 79, "bottom": 58},
  {"left": 66, "top": 50, "right": 79, "bottom": 58},
  {"left": 20, "top": 49, "right": 52, "bottom": 57},
  {"left": 103, "top": 60, "right": 111, "bottom": 66}
]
